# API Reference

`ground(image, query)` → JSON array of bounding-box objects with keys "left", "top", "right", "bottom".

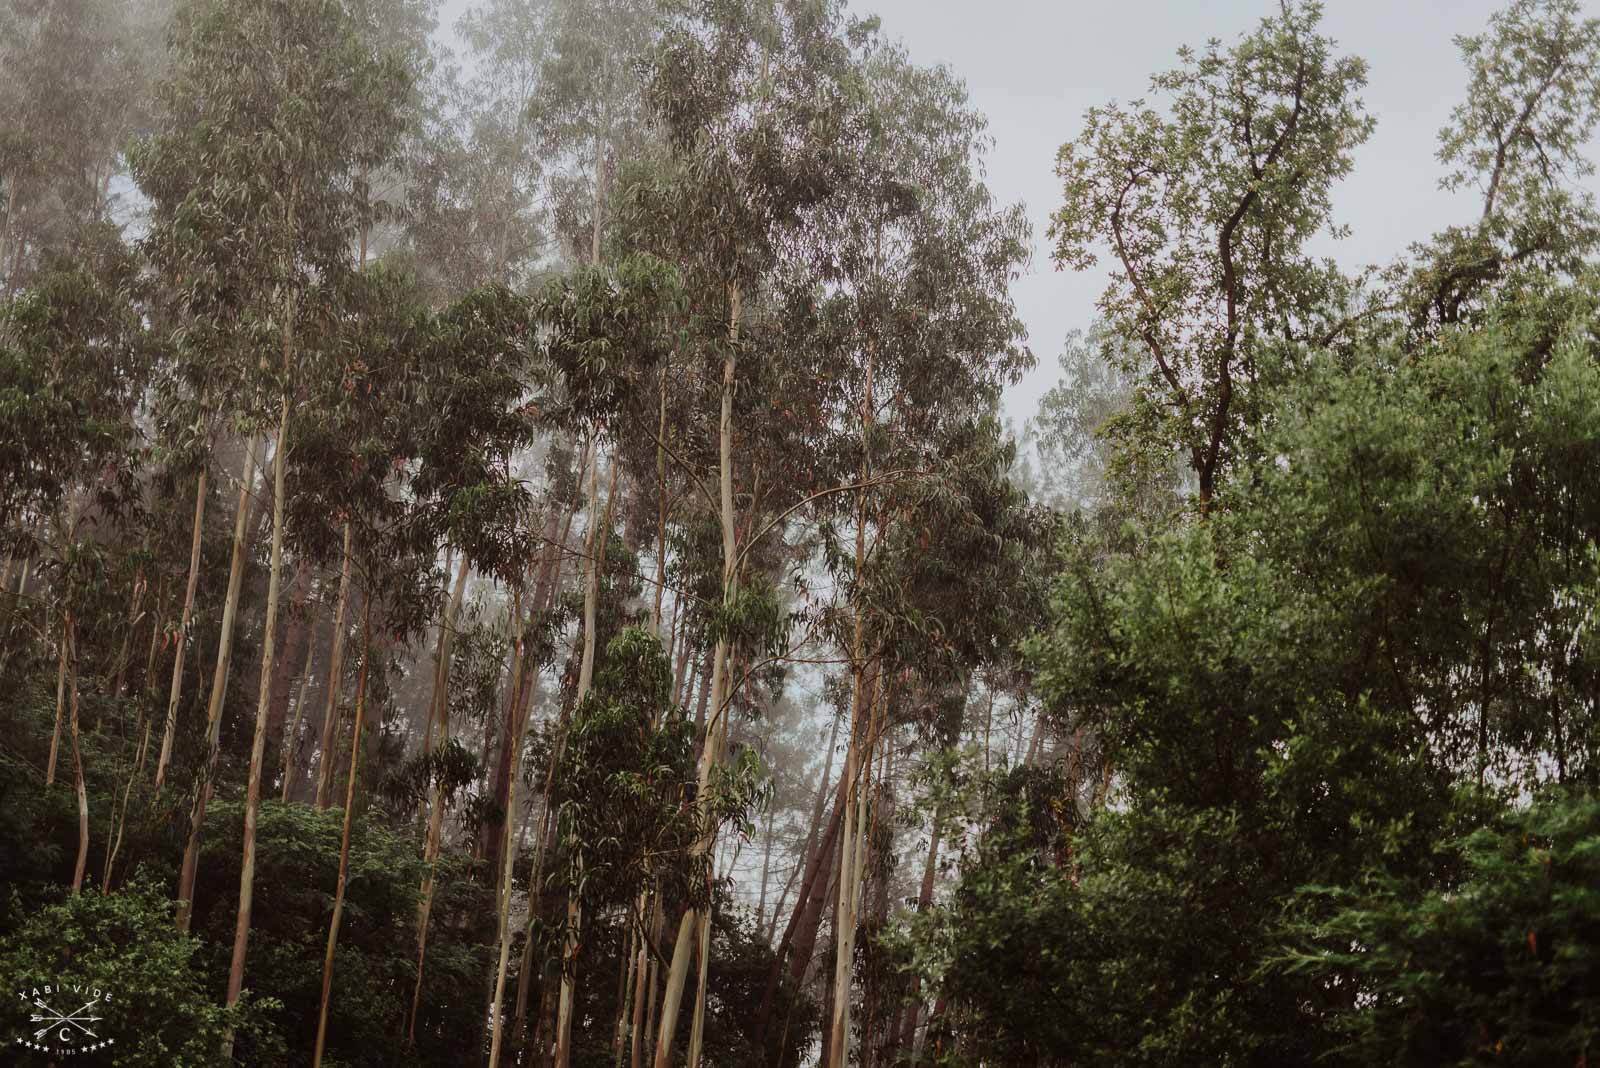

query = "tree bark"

[
  {"left": 628, "top": 893, "right": 654, "bottom": 1068},
  {"left": 154, "top": 463, "right": 207, "bottom": 795},
  {"left": 176, "top": 431, "right": 260, "bottom": 932},
  {"left": 409, "top": 550, "right": 470, "bottom": 1041},
  {"left": 483, "top": 505, "right": 564, "bottom": 877},
  {"left": 315, "top": 522, "right": 355, "bottom": 807},
  {"left": 67, "top": 611, "right": 88, "bottom": 894},
  {"left": 312, "top": 602, "right": 372, "bottom": 1068},
  {"left": 46, "top": 607, "right": 68, "bottom": 787},
  {"left": 827, "top": 318, "right": 882, "bottom": 1068},
  {"left": 487, "top": 589, "right": 531, "bottom": 1068},
  {"left": 281, "top": 604, "right": 325, "bottom": 802},
  {"left": 264, "top": 561, "right": 313, "bottom": 777},
  {"left": 654, "top": 281, "right": 741, "bottom": 1068},
  {"left": 226, "top": 390, "right": 293, "bottom": 1016},
  {"left": 828, "top": 667, "right": 880, "bottom": 1068},
  {"left": 555, "top": 441, "right": 618, "bottom": 1068}
]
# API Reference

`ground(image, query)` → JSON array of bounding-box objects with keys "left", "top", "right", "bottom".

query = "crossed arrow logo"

[{"left": 30, "top": 995, "right": 102, "bottom": 1042}]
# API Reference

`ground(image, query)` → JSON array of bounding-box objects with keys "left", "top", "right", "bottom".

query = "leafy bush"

[{"left": 0, "top": 876, "right": 277, "bottom": 1067}]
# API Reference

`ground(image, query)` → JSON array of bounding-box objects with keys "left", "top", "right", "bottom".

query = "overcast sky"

[{"left": 440, "top": 0, "right": 1600, "bottom": 422}]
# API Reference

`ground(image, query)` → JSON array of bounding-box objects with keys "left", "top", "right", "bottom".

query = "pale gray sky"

[{"left": 440, "top": 0, "right": 1600, "bottom": 420}]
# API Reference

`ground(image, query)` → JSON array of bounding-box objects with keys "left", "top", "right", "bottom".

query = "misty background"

[{"left": 437, "top": 0, "right": 1600, "bottom": 421}]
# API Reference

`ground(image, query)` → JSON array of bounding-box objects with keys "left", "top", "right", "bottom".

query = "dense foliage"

[{"left": 1, "top": 0, "right": 1598, "bottom": 1066}]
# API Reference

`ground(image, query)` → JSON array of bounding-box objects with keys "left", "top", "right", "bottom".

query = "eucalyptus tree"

[
  {"left": 403, "top": 281, "right": 543, "bottom": 1043},
  {"left": 500, "top": 252, "right": 678, "bottom": 1068},
  {"left": 732, "top": 40, "right": 1032, "bottom": 1058},
  {"left": 1050, "top": 0, "right": 1371, "bottom": 512},
  {"left": 281, "top": 263, "right": 438, "bottom": 798},
  {"left": 347, "top": 0, "right": 445, "bottom": 266},
  {"left": 300, "top": 264, "right": 443, "bottom": 1068},
  {"left": 622, "top": 3, "right": 875, "bottom": 1060},
  {"left": 133, "top": 0, "right": 409, "bottom": 1022}
]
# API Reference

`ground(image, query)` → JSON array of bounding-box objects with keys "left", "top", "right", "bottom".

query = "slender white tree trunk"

[
  {"left": 176, "top": 431, "right": 261, "bottom": 932},
  {"left": 314, "top": 521, "right": 354, "bottom": 807},
  {"left": 67, "top": 611, "right": 89, "bottom": 894},
  {"left": 487, "top": 589, "right": 530, "bottom": 1068},
  {"left": 154, "top": 461, "right": 207, "bottom": 795},
  {"left": 554, "top": 442, "right": 616, "bottom": 1067},
  {"left": 654, "top": 282, "right": 741, "bottom": 1068},
  {"left": 227, "top": 391, "right": 292, "bottom": 1015},
  {"left": 312, "top": 605, "right": 372, "bottom": 1068},
  {"left": 409, "top": 551, "right": 470, "bottom": 1040}
]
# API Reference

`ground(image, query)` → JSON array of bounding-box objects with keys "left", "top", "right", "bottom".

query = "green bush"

[{"left": 0, "top": 876, "right": 277, "bottom": 1067}]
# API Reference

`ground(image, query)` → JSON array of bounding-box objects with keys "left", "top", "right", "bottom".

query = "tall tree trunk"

[
  {"left": 154, "top": 461, "right": 207, "bottom": 795},
  {"left": 651, "top": 911, "right": 698, "bottom": 1068},
  {"left": 554, "top": 442, "right": 616, "bottom": 1068},
  {"left": 828, "top": 666, "right": 880, "bottom": 1068},
  {"left": 790, "top": 776, "right": 847, "bottom": 978},
  {"left": 104, "top": 618, "right": 161, "bottom": 894},
  {"left": 109, "top": 555, "right": 146, "bottom": 701},
  {"left": 482, "top": 505, "right": 563, "bottom": 878},
  {"left": 103, "top": 713, "right": 153, "bottom": 895},
  {"left": 827, "top": 324, "right": 881, "bottom": 1068},
  {"left": 827, "top": 741, "right": 862, "bottom": 1067},
  {"left": 628, "top": 893, "right": 654, "bottom": 1068},
  {"left": 487, "top": 585, "right": 533, "bottom": 1068},
  {"left": 176, "top": 431, "right": 261, "bottom": 932},
  {"left": 643, "top": 899, "right": 664, "bottom": 1062},
  {"left": 46, "top": 608, "right": 68, "bottom": 787},
  {"left": 613, "top": 918, "right": 640, "bottom": 1068},
  {"left": 652, "top": 350, "right": 671, "bottom": 633},
  {"left": 45, "top": 503, "right": 78, "bottom": 785},
  {"left": 692, "top": 656, "right": 711, "bottom": 738},
  {"left": 752, "top": 667, "right": 847, "bottom": 1040},
  {"left": 755, "top": 805, "right": 776, "bottom": 932},
  {"left": 226, "top": 390, "right": 293, "bottom": 1019},
  {"left": 67, "top": 610, "right": 89, "bottom": 894},
  {"left": 314, "top": 522, "right": 354, "bottom": 808},
  {"left": 408, "top": 550, "right": 470, "bottom": 1042},
  {"left": 669, "top": 600, "right": 692, "bottom": 709},
  {"left": 754, "top": 694, "right": 843, "bottom": 1042},
  {"left": 264, "top": 561, "right": 313, "bottom": 777},
  {"left": 509, "top": 487, "right": 582, "bottom": 1053},
  {"left": 654, "top": 282, "right": 741, "bottom": 1068},
  {"left": 281, "top": 603, "right": 325, "bottom": 802},
  {"left": 312, "top": 601, "right": 372, "bottom": 1068},
  {"left": 779, "top": 711, "right": 839, "bottom": 940}
]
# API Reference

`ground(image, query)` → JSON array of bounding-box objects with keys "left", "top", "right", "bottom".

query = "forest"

[{"left": 1, "top": 0, "right": 1599, "bottom": 1064}]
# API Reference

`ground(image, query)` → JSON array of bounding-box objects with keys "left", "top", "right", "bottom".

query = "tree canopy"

[{"left": 1, "top": 1, "right": 1599, "bottom": 1066}]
